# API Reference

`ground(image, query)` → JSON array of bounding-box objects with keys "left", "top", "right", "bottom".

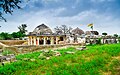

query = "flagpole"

[{"left": 92, "top": 26, "right": 93, "bottom": 31}]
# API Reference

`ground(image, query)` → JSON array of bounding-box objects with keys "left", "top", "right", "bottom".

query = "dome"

[
  {"left": 72, "top": 27, "right": 84, "bottom": 35},
  {"left": 33, "top": 24, "right": 53, "bottom": 35}
]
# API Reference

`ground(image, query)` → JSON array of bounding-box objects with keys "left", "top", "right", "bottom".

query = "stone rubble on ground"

[
  {"left": 54, "top": 52, "right": 61, "bottom": 56},
  {"left": 76, "top": 46, "right": 86, "bottom": 51},
  {"left": 30, "top": 59, "right": 36, "bottom": 62},
  {"left": 65, "top": 51, "right": 75, "bottom": 54},
  {"left": 0, "top": 53, "right": 16, "bottom": 65},
  {"left": 23, "top": 58, "right": 29, "bottom": 61},
  {"left": 0, "top": 56, "right": 6, "bottom": 62},
  {"left": 38, "top": 50, "right": 61, "bottom": 60},
  {"left": 2, "top": 61, "right": 10, "bottom": 65},
  {"left": 0, "top": 45, "right": 88, "bottom": 66},
  {"left": 46, "top": 57, "right": 50, "bottom": 60}
]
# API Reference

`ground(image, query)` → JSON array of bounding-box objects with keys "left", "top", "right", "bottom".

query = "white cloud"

[
  {"left": 0, "top": 7, "right": 120, "bottom": 35},
  {"left": 91, "top": 0, "right": 114, "bottom": 2},
  {"left": 42, "top": 0, "right": 59, "bottom": 3}
]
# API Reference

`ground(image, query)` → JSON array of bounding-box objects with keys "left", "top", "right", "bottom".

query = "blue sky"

[{"left": 0, "top": 0, "right": 120, "bottom": 35}]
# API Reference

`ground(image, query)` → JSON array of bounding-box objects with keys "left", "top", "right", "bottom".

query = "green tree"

[
  {"left": 0, "top": 0, "right": 21, "bottom": 22},
  {"left": 18, "top": 24, "right": 27, "bottom": 34},
  {"left": 0, "top": 32, "right": 12, "bottom": 40},
  {"left": 11, "top": 32, "right": 25, "bottom": 39},
  {"left": 102, "top": 32, "right": 107, "bottom": 36},
  {"left": 11, "top": 32, "right": 18, "bottom": 38},
  {"left": 114, "top": 34, "right": 118, "bottom": 37}
]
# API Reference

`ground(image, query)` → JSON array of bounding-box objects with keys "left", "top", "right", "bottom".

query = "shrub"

[{"left": 96, "top": 38, "right": 101, "bottom": 45}]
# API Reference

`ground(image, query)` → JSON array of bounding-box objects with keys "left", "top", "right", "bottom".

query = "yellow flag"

[{"left": 88, "top": 23, "right": 93, "bottom": 27}]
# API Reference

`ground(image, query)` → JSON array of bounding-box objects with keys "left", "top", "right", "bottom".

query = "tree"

[
  {"left": 0, "top": 0, "right": 21, "bottom": 22},
  {"left": 0, "top": 32, "right": 12, "bottom": 40},
  {"left": 54, "top": 26, "right": 63, "bottom": 34},
  {"left": 18, "top": 24, "right": 27, "bottom": 34},
  {"left": 102, "top": 32, "right": 107, "bottom": 36},
  {"left": 54, "top": 25, "right": 72, "bottom": 35},
  {"left": 114, "top": 34, "right": 118, "bottom": 37},
  {"left": 11, "top": 32, "right": 25, "bottom": 38}
]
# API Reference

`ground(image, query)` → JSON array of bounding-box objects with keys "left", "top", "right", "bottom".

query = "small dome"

[
  {"left": 33, "top": 24, "right": 52, "bottom": 35},
  {"left": 72, "top": 27, "right": 84, "bottom": 35}
]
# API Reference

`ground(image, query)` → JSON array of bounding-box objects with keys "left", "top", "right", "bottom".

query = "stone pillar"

[
  {"left": 30, "top": 36, "right": 33, "bottom": 45},
  {"left": 63, "top": 36, "right": 66, "bottom": 44},
  {"left": 70, "top": 37, "right": 73, "bottom": 44},
  {"left": 34, "top": 36, "right": 36, "bottom": 45},
  {"left": 56, "top": 37, "right": 59, "bottom": 44},
  {"left": 116, "top": 39, "right": 119, "bottom": 43},
  {"left": 101, "top": 39, "right": 104, "bottom": 44},
  {"left": 51, "top": 37, "right": 54, "bottom": 45},
  {"left": 43, "top": 37, "right": 46, "bottom": 45},
  {"left": 28, "top": 37, "right": 30, "bottom": 45},
  {"left": 37, "top": 37, "right": 40, "bottom": 45}
]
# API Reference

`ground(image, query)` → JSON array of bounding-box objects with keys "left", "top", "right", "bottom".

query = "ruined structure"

[
  {"left": 27, "top": 24, "right": 85, "bottom": 45},
  {"left": 27, "top": 24, "right": 66, "bottom": 45},
  {"left": 27, "top": 24, "right": 119, "bottom": 46}
]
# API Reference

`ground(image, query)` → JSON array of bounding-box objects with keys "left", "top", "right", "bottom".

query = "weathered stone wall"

[
  {"left": 12, "top": 43, "right": 84, "bottom": 54},
  {"left": 0, "top": 40, "right": 26, "bottom": 46},
  {"left": 86, "top": 38, "right": 119, "bottom": 45}
]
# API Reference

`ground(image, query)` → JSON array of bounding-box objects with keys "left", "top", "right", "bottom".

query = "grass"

[
  {"left": 2, "top": 49, "right": 16, "bottom": 56},
  {"left": 0, "top": 43, "right": 120, "bottom": 75}
]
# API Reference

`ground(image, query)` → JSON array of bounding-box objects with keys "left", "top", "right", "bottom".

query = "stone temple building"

[
  {"left": 27, "top": 24, "right": 85, "bottom": 45},
  {"left": 27, "top": 24, "right": 67, "bottom": 45},
  {"left": 27, "top": 24, "right": 119, "bottom": 45}
]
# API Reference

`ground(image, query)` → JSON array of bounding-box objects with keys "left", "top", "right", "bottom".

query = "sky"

[{"left": 0, "top": 0, "right": 120, "bottom": 35}]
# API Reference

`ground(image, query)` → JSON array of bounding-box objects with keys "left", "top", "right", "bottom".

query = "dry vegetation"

[{"left": 0, "top": 40, "right": 26, "bottom": 46}]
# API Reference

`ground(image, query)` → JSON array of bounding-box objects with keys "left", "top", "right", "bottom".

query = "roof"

[
  {"left": 85, "top": 31, "right": 99, "bottom": 35},
  {"left": 29, "top": 24, "right": 53, "bottom": 35},
  {"left": 27, "top": 33, "right": 66, "bottom": 37},
  {"left": 72, "top": 27, "right": 84, "bottom": 35}
]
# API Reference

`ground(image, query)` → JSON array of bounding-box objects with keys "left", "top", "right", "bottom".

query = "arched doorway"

[
  {"left": 39, "top": 39, "right": 44, "bottom": 45},
  {"left": 46, "top": 37, "right": 51, "bottom": 44}
]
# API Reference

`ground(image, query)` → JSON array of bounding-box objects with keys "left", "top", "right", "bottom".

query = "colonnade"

[{"left": 28, "top": 36, "right": 62, "bottom": 45}]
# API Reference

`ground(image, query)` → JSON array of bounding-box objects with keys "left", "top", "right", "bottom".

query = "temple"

[
  {"left": 27, "top": 24, "right": 119, "bottom": 46},
  {"left": 27, "top": 24, "right": 86, "bottom": 45}
]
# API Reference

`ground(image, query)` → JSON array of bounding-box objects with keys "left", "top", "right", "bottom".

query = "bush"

[
  {"left": 0, "top": 32, "right": 12, "bottom": 40},
  {"left": 96, "top": 38, "right": 101, "bottom": 45}
]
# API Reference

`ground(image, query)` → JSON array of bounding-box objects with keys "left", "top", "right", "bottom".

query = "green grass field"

[{"left": 0, "top": 44, "right": 120, "bottom": 75}]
